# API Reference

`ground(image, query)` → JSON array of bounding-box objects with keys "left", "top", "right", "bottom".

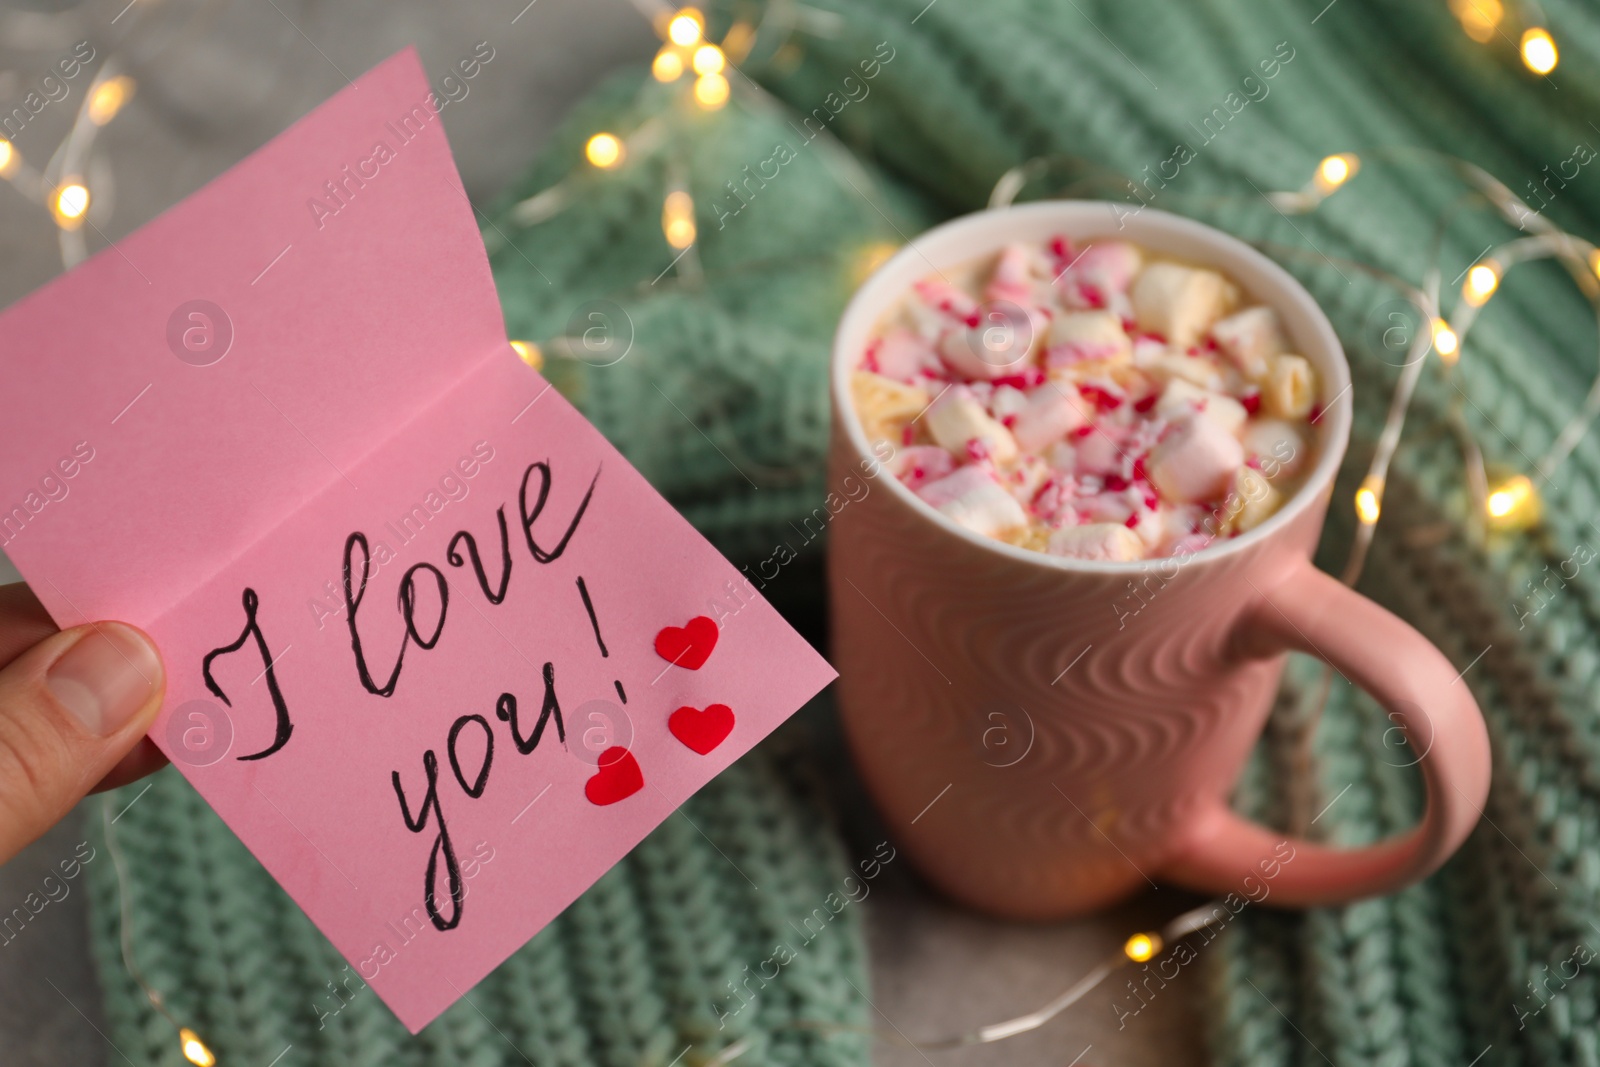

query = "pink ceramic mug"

[{"left": 827, "top": 202, "right": 1492, "bottom": 917}]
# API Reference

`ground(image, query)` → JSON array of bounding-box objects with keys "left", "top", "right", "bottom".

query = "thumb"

[{"left": 0, "top": 622, "right": 165, "bottom": 863}]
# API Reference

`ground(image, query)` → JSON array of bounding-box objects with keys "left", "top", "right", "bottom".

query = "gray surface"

[{"left": 0, "top": 2, "right": 1204, "bottom": 1063}]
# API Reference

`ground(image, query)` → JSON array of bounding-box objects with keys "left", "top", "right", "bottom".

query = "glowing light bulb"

[
  {"left": 1123, "top": 932, "right": 1162, "bottom": 963},
  {"left": 53, "top": 181, "right": 90, "bottom": 229},
  {"left": 693, "top": 72, "right": 730, "bottom": 109},
  {"left": 722, "top": 20, "right": 755, "bottom": 61},
  {"left": 584, "top": 132, "right": 624, "bottom": 169},
  {"left": 1485, "top": 474, "right": 1539, "bottom": 529},
  {"left": 0, "top": 139, "right": 16, "bottom": 179},
  {"left": 1449, "top": 0, "right": 1502, "bottom": 42},
  {"left": 510, "top": 339, "right": 543, "bottom": 370},
  {"left": 1432, "top": 319, "right": 1459, "bottom": 363},
  {"left": 1355, "top": 477, "right": 1383, "bottom": 526},
  {"left": 1521, "top": 28, "right": 1558, "bottom": 74},
  {"left": 668, "top": 9, "right": 703, "bottom": 46},
  {"left": 1462, "top": 262, "right": 1499, "bottom": 307},
  {"left": 88, "top": 75, "right": 135, "bottom": 125},
  {"left": 693, "top": 44, "right": 725, "bottom": 76},
  {"left": 662, "top": 190, "right": 696, "bottom": 249},
  {"left": 652, "top": 48, "right": 684, "bottom": 82},
  {"left": 179, "top": 1028, "right": 216, "bottom": 1067},
  {"left": 1314, "top": 153, "right": 1359, "bottom": 194}
]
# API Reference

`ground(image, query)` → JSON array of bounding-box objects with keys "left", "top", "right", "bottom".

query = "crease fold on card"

[{"left": 0, "top": 48, "right": 836, "bottom": 1033}]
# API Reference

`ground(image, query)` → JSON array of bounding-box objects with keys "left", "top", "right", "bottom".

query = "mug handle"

[{"left": 1156, "top": 558, "right": 1492, "bottom": 906}]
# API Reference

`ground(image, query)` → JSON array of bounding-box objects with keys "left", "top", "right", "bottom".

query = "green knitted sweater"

[{"left": 89, "top": 0, "right": 1600, "bottom": 1064}]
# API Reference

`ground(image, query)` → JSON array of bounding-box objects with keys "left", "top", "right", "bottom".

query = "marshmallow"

[
  {"left": 1127, "top": 504, "right": 1166, "bottom": 548},
  {"left": 1046, "top": 311, "right": 1132, "bottom": 369},
  {"left": 1011, "top": 386, "right": 1088, "bottom": 452},
  {"left": 851, "top": 371, "right": 930, "bottom": 443},
  {"left": 989, "top": 384, "right": 1030, "bottom": 422},
  {"left": 1262, "top": 354, "right": 1316, "bottom": 419},
  {"left": 1142, "top": 352, "right": 1225, "bottom": 391},
  {"left": 925, "top": 386, "right": 1019, "bottom": 463},
  {"left": 1073, "top": 241, "right": 1143, "bottom": 292},
  {"left": 1131, "top": 263, "right": 1235, "bottom": 347},
  {"left": 1242, "top": 419, "right": 1306, "bottom": 480},
  {"left": 1079, "top": 489, "right": 1134, "bottom": 526},
  {"left": 913, "top": 277, "right": 979, "bottom": 325},
  {"left": 938, "top": 304, "right": 1044, "bottom": 380},
  {"left": 1146, "top": 415, "right": 1244, "bottom": 503},
  {"left": 1155, "top": 379, "right": 1247, "bottom": 434},
  {"left": 986, "top": 243, "right": 1043, "bottom": 303},
  {"left": 1046, "top": 523, "right": 1145, "bottom": 562},
  {"left": 1060, "top": 241, "right": 1143, "bottom": 307},
  {"left": 919, "top": 466, "right": 1028, "bottom": 536},
  {"left": 1210, "top": 306, "right": 1286, "bottom": 380},
  {"left": 1224, "top": 466, "right": 1282, "bottom": 533},
  {"left": 869, "top": 328, "right": 945, "bottom": 384},
  {"left": 892, "top": 445, "right": 956, "bottom": 491},
  {"left": 1045, "top": 439, "right": 1077, "bottom": 472},
  {"left": 1073, "top": 424, "right": 1126, "bottom": 474}
]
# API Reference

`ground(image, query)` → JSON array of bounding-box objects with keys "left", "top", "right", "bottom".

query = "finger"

[
  {"left": 0, "top": 621, "right": 165, "bottom": 863},
  {"left": 0, "top": 585, "right": 169, "bottom": 793},
  {"left": 0, "top": 583, "right": 57, "bottom": 671}
]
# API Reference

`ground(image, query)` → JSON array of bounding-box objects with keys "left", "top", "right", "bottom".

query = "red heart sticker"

[
  {"left": 584, "top": 747, "right": 643, "bottom": 806},
  {"left": 668, "top": 703, "right": 735, "bottom": 755},
  {"left": 654, "top": 616, "right": 719, "bottom": 670}
]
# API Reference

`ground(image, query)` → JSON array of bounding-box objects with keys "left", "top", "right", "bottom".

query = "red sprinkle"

[
  {"left": 901, "top": 425, "right": 915, "bottom": 445},
  {"left": 1204, "top": 337, "right": 1220, "bottom": 351},
  {"left": 1078, "top": 383, "right": 1124, "bottom": 412},
  {"left": 1103, "top": 473, "right": 1129, "bottom": 491},
  {"left": 1074, "top": 424, "right": 1095, "bottom": 438},
  {"left": 1080, "top": 283, "right": 1105, "bottom": 309},
  {"left": 992, "top": 369, "right": 1047, "bottom": 390},
  {"left": 1241, "top": 391, "right": 1261, "bottom": 415},
  {"left": 1133, "top": 394, "right": 1158, "bottom": 413},
  {"left": 1132, "top": 456, "right": 1148, "bottom": 482},
  {"left": 1048, "top": 235, "right": 1074, "bottom": 263},
  {"left": 1124, "top": 513, "right": 1141, "bottom": 529},
  {"left": 1308, "top": 402, "right": 1324, "bottom": 423},
  {"left": 1001, "top": 414, "right": 1018, "bottom": 428},
  {"left": 1121, "top": 316, "right": 1138, "bottom": 333}
]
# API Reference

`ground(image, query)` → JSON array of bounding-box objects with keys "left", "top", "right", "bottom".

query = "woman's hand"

[{"left": 0, "top": 583, "right": 168, "bottom": 863}]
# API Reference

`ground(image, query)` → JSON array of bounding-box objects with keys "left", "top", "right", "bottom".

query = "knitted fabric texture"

[{"left": 87, "top": 0, "right": 1600, "bottom": 1064}]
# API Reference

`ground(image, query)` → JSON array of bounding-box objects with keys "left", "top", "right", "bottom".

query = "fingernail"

[{"left": 47, "top": 623, "right": 164, "bottom": 736}]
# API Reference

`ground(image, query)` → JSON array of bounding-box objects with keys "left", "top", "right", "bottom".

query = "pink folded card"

[{"left": 0, "top": 48, "right": 835, "bottom": 1032}]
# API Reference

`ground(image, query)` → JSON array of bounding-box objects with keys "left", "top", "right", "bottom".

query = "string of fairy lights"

[
  {"left": 0, "top": 64, "right": 135, "bottom": 266},
  {"left": 0, "top": 0, "right": 1584, "bottom": 1062}
]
